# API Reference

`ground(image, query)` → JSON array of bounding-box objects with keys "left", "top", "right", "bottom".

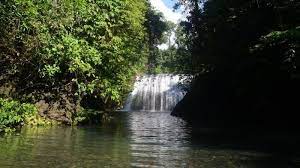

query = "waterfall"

[{"left": 124, "top": 74, "right": 187, "bottom": 112}]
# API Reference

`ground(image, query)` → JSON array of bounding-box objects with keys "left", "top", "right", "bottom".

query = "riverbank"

[
  {"left": 0, "top": 98, "right": 113, "bottom": 133},
  {"left": 0, "top": 98, "right": 54, "bottom": 133},
  {"left": 172, "top": 65, "right": 300, "bottom": 129}
]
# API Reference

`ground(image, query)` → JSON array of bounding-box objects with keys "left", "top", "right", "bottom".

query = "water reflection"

[
  {"left": 0, "top": 126, "right": 131, "bottom": 168},
  {"left": 0, "top": 112, "right": 299, "bottom": 167},
  {"left": 128, "top": 112, "right": 190, "bottom": 167}
]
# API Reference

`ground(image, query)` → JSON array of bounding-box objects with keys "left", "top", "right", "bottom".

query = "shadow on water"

[
  {"left": 187, "top": 128, "right": 300, "bottom": 168},
  {"left": 0, "top": 111, "right": 299, "bottom": 167},
  {"left": 181, "top": 121, "right": 300, "bottom": 168}
]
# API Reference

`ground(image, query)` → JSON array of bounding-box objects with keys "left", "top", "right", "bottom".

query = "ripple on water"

[{"left": 0, "top": 112, "right": 299, "bottom": 168}]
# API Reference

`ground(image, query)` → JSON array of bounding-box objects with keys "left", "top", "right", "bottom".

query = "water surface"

[{"left": 0, "top": 112, "right": 298, "bottom": 167}]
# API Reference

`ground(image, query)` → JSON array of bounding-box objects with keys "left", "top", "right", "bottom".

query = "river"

[{"left": 0, "top": 111, "right": 298, "bottom": 168}]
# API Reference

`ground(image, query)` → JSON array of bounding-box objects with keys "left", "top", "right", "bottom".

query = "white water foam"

[{"left": 124, "top": 74, "right": 187, "bottom": 112}]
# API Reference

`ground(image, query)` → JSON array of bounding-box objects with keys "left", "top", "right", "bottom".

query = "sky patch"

[{"left": 150, "top": 0, "right": 183, "bottom": 23}]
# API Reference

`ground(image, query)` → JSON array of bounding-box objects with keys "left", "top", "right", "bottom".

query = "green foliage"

[
  {"left": 151, "top": 23, "right": 193, "bottom": 74},
  {"left": 25, "top": 114, "right": 59, "bottom": 126},
  {"left": 171, "top": 0, "right": 299, "bottom": 126},
  {"left": 72, "top": 109, "right": 113, "bottom": 125},
  {"left": 260, "top": 28, "right": 300, "bottom": 43},
  {"left": 0, "top": 0, "right": 150, "bottom": 120},
  {"left": 175, "top": 0, "right": 299, "bottom": 68},
  {"left": 0, "top": 98, "right": 36, "bottom": 132},
  {"left": 145, "top": 7, "right": 170, "bottom": 73}
]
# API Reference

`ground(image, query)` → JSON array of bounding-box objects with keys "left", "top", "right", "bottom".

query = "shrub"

[{"left": 0, "top": 98, "right": 51, "bottom": 133}]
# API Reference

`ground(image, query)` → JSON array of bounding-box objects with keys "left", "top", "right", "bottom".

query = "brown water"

[{"left": 0, "top": 111, "right": 298, "bottom": 167}]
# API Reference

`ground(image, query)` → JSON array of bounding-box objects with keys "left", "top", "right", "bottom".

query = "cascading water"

[{"left": 124, "top": 74, "right": 187, "bottom": 112}]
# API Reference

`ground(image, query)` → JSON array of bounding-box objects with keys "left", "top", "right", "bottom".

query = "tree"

[
  {"left": 172, "top": 0, "right": 300, "bottom": 128},
  {"left": 145, "top": 7, "right": 169, "bottom": 73},
  {"left": 0, "top": 0, "right": 150, "bottom": 123},
  {"left": 151, "top": 21, "right": 193, "bottom": 73}
]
